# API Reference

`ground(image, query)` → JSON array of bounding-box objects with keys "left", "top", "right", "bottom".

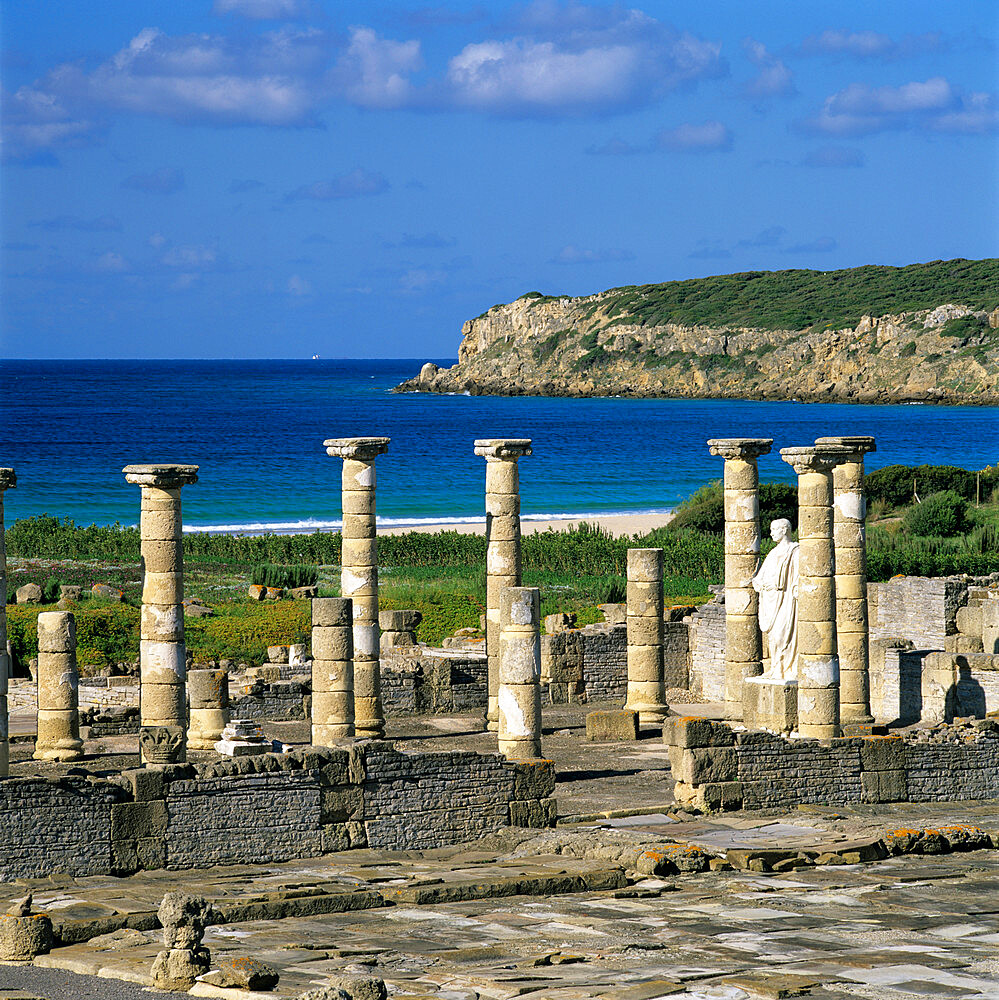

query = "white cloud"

[
  {"left": 443, "top": 11, "right": 723, "bottom": 116},
  {"left": 214, "top": 0, "right": 308, "bottom": 19},
  {"left": 930, "top": 91, "right": 998, "bottom": 134},
  {"left": 801, "top": 76, "right": 995, "bottom": 135},
  {"left": 655, "top": 120, "right": 731, "bottom": 151},
  {"left": 743, "top": 39, "right": 794, "bottom": 99},
  {"left": 551, "top": 245, "right": 634, "bottom": 264},
  {"left": 287, "top": 274, "right": 312, "bottom": 295},
  {"left": 94, "top": 251, "right": 129, "bottom": 273},
  {"left": 161, "top": 245, "right": 217, "bottom": 267},
  {"left": 287, "top": 168, "right": 389, "bottom": 200},
  {"left": 334, "top": 27, "right": 422, "bottom": 109},
  {"left": 799, "top": 29, "right": 942, "bottom": 60},
  {"left": 399, "top": 268, "right": 447, "bottom": 291}
]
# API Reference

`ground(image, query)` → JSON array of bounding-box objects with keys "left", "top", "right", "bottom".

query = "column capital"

[
  {"left": 0, "top": 468, "right": 16, "bottom": 491},
  {"left": 815, "top": 435, "right": 876, "bottom": 460},
  {"left": 123, "top": 464, "right": 198, "bottom": 488},
  {"left": 779, "top": 446, "right": 838, "bottom": 475},
  {"left": 707, "top": 438, "right": 772, "bottom": 461},
  {"left": 324, "top": 437, "right": 390, "bottom": 460},
  {"left": 474, "top": 439, "right": 532, "bottom": 460}
]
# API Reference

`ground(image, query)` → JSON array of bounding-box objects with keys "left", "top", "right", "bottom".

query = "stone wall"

[
  {"left": 688, "top": 601, "right": 725, "bottom": 702},
  {"left": 869, "top": 576, "right": 967, "bottom": 648},
  {"left": 664, "top": 715, "right": 999, "bottom": 812},
  {"left": 579, "top": 623, "right": 628, "bottom": 702},
  {"left": 0, "top": 743, "right": 556, "bottom": 880},
  {"left": 231, "top": 679, "right": 310, "bottom": 721}
]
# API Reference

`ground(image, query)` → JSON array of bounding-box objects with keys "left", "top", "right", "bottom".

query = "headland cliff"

[{"left": 395, "top": 259, "right": 999, "bottom": 404}]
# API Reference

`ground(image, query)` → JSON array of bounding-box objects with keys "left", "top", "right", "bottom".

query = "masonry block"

[
  {"left": 662, "top": 715, "right": 734, "bottom": 749},
  {"left": 320, "top": 785, "right": 364, "bottom": 823},
  {"left": 509, "top": 759, "right": 556, "bottom": 799},
  {"left": 111, "top": 801, "right": 168, "bottom": 840},
  {"left": 859, "top": 735, "right": 905, "bottom": 771},
  {"left": 585, "top": 709, "right": 638, "bottom": 742},
  {"left": 121, "top": 767, "right": 165, "bottom": 802},
  {"left": 509, "top": 797, "right": 558, "bottom": 828},
  {"left": 679, "top": 747, "right": 737, "bottom": 784}
]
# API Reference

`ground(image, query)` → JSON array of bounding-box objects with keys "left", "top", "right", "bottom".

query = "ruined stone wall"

[
  {"left": 579, "top": 623, "right": 628, "bottom": 702},
  {"left": 230, "top": 679, "right": 310, "bottom": 721},
  {"left": 0, "top": 744, "right": 556, "bottom": 880},
  {"left": 869, "top": 576, "right": 967, "bottom": 647},
  {"left": 0, "top": 776, "right": 127, "bottom": 879},
  {"left": 664, "top": 716, "right": 999, "bottom": 812},
  {"left": 688, "top": 601, "right": 725, "bottom": 702}
]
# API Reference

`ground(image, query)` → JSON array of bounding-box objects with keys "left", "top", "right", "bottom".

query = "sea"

[{"left": 2, "top": 359, "right": 998, "bottom": 533}]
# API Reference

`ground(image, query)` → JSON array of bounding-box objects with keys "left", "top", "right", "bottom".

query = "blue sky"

[{"left": 2, "top": 0, "right": 997, "bottom": 359}]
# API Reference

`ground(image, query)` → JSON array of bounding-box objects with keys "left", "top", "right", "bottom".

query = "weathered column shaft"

[
  {"left": 475, "top": 439, "right": 532, "bottom": 732},
  {"left": 34, "top": 611, "right": 83, "bottom": 762},
  {"left": 625, "top": 548, "right": 667, "bottom": 723},
  {"left": 124, "top": 464, "right": 198, "bottom": 763},
  {"left": 781, "top": 447, "right": 842, "bottom": 739},
  {"left": 187, "top": 668, "right": 230, "bottom": 750},
  {"left": 498, "top": 586, "right": 542, "bottom": 759},
  {"left": 708, "top": 438, "right": 772, "bottom": 712},
  {"left": 312, "top": 597, "right": 354, "bottom": 745},
  {"left": 816, "top": 436, "right": 876, "bottom": 729},
  {"left": 324, "top": 437, "right": 389, "bottom": 739},
  {"left": 0, "top": 469, "right": 14, "bottom": 777}
]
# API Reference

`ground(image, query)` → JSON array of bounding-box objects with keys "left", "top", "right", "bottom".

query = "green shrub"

[
  {"left": 865, "top": 464, "right": 999, "bottom": 507},
  {"left": 667, "top": 480, "right": 798, "bottom": 534},
  {"left": 250, "top": 563, "right": 318, "bottom": 589},
  {"left": 904, "top": 491, "right": 969, "bottom": 537},
  {"left": 42, "top": 577, "right": 61, "bottom": 603}
]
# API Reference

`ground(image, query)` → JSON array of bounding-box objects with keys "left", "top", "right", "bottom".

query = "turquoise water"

[{"left": 2, "top": 359, "right": 997, "bottom": 532}]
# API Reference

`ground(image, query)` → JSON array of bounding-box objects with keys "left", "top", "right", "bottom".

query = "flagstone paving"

[{"left": 4, "top": 839, "right": 998, "bottom": 998}]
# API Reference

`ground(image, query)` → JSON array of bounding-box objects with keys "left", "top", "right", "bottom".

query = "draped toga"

[{"left": 752, "top": 540, "right": 799, "bottom": 680}]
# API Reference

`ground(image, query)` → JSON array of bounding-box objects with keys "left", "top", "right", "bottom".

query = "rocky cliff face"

[{"left": 397, "top": 294, "right": 999, "bottom": 405}]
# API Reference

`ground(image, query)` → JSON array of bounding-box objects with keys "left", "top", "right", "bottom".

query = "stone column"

[
  {"left": 0, "top": 468, "right": 15, "bottom": 777},
  {"left": 124, "top": 464, "right": 199, "bottom": 763},
  {"left": 187, "top": 669, "right": 230, "bottom": 750},
  {"left": 324, "top": 437, "right": 389, "bottom": 739},
  {"left": 625, "top": 548, "right": 668, "bottom": 723},
  {"left": 707, "top": 438, "right": 773, "bottom": 713},
  {"left": 474, "top": 439, "right": 532, "bottom": 732},
  {"left": 498, "top": 586, "right": 542, "bottom": 759},
  {"left": 816, "top": 435, "right": 876, "bottom": 733},
  {"left": 780, "top": 447, "right": 842, "bottom": 739},
  {"left": 312, "top": 596, "right": 354, "bottom": 745},
  {"left": 34, "top": 611, "right": 83, "bottom": 761}
]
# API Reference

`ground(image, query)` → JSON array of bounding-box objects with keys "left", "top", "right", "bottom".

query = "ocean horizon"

[{"left": 3, "top": 358, "right": 998, "bottom": 534}]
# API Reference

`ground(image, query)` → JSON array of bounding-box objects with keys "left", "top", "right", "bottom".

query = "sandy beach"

[{"left": 379, "top": 512, "right": 674, "bottom": 538}]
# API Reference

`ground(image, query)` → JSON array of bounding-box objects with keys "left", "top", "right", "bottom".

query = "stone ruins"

[{"left": 0, "top": 435, "right": 998, "bottom": 991}]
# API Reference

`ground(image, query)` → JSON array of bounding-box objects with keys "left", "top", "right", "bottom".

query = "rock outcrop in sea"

[{"left": 396, "top": 261, "right": 999, "bottom": 405}]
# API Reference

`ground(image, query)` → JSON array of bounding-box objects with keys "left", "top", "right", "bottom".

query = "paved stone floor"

[
  {"left": 3, "top": 830, "right": 998, "bottom": 998},
  {"left": 5, "top": 704, "right": 999, "bottom": 998}
]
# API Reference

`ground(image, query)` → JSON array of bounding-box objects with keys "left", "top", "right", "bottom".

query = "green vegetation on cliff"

[{"left": 562, "top": 258, "right": 999, "bottom": 332}]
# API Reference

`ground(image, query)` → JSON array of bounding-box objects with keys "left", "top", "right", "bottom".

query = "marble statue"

[{"left": 752, "top": 518, "right": 799, "bottom": 680}]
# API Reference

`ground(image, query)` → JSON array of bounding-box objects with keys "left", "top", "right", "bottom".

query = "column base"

[
  {"left": 33, "top": 742, "right": 84, "bottom": 762},
  {"left": 743, "top": 676, "right": 797, "bottom": 734},
  {"left": 486, "top": 695, "right": 499, "bottom": 732},
  {"left": 498, "top": 737, "right": 542, "bottom": 760},
  {"left": 354, "top": 720, "right": 385, "bottom": 739},
  {"left": 797, "top": 724, "right": 840, "bottom": 740},
  {"left": 623, "top": 700, "right": 668, "bottom": 725},
  {"left": 840, "top": 715, "right": 875, "bottom": 737}
]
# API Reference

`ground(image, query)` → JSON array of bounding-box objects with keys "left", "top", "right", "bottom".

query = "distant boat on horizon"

[{"left": 311, "top": 354, "right": 320, "bottom": 360}]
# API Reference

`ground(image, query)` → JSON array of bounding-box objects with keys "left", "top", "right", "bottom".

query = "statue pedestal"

[{"left": 744, "top": 676, "right": 797, "bottom": 735}]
